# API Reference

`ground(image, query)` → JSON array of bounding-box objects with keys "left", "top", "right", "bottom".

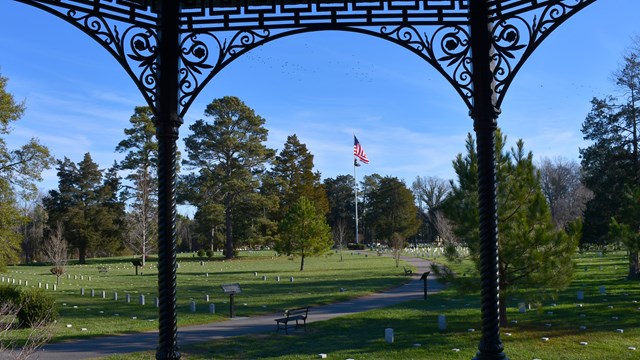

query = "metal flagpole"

[{"left": 354, "top": 158, "right": 359, "bottom": 244}]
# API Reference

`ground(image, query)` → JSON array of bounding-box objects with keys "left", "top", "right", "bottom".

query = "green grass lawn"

[
  {"left": 102, "top": 250, "right": 640, "bottom": 360},
  {"left": 2, "top": 250, "right": 411, "bottom": 343}
]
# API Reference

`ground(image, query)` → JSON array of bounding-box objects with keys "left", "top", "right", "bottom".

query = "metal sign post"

[{"left": 221, "top": 283, "right": 242, "bottom": 318}]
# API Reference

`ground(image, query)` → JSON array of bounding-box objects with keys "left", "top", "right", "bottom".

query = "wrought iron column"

[
  {"left": 469, "top": 1, "right": 507, "bottom": 360},
  {"left": 155, "top": 1, "right": 181, "bottom": 359}
]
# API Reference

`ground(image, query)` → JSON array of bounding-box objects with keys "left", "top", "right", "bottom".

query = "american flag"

[{"left": 353, "top": 135, "right": 369, "bottom": 164}]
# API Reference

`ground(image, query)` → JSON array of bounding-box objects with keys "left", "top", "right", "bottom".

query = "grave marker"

[
  {"left": 438, "top": 314, "right": 446, "bottom": 330},
  {"left": 385, "top": 328, "right": 394, "bottom": 343}
]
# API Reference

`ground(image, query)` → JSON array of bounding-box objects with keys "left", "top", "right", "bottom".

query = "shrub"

[
  {"left": 196, "top": 249, "right": 206, "bottom": 258},
  {"left": 205, "top": 249, "right": 214, "bottom": 258},
  {"left": 346, "top": 243, "right": 365, "bottom": 250},
  {"left": 0, "top": 284, "right": 21, "bottom": 306},
  {"left": 17, "top": 288, "right": 57, "bottom": 328}
]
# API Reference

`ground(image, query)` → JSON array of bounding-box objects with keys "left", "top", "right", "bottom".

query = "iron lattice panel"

[{"left": 15, "top": 0, "right": 597, "bottom": 114}]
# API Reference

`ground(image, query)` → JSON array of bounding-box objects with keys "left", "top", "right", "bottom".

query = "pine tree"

[
  {"left": 443, "top": 130, "right": 578, "bottom": 326},
  {"left": 268, "top": 134, "right": 329, "bottom": 219},
  {"left": 116, "top": 106, "right": 158, "bottom": 266},
  {"left": 44, "top": 154, "right": 124, "bottom": 263},
  {"left": 183, "top": 96, "right": 274, "bottom": 259},
  {"left": 580, "top": 43, "right": 640, "bottom": 277},
  {"left": 365, "top": 176, "right": 420, "bottom": 246}
]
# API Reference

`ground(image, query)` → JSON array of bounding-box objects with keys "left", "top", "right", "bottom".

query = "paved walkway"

[{"left": 28, "top": 255, "right": 443, "bottom": 359}]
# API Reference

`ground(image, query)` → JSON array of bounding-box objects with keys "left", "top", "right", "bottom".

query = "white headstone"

[
  {"left": 140, "top": 294, "right": 145, "bottom": 305},
  {"left": 45, "top": 283, "right": 49, "bottom": 290},
  {"left": 385, "top": 328, "right": 394, "bottom": 343},
  {"left": 262, "top": 276, "right": 267, "bottom": 281},
  {"left": 102, "top": 291, "right": 106, "bottom": 299},
  {"left": 114, "top": 292, "right": 118, "bottom": 301},
  {"left": 53, "top": 284, "right": 57, "bottom": 291},
  {"left": 438, "top": 314, "right": 446, "bottom": 330},
  {"left": 205, "top": 294, "right": 210, "bottom": 302},
  {"left": 126, "top": 293, "right": 131, "bottom": 303},
  {"left": 38, "top": 282, "right": 41, "bottom": 288},
  {"left": 91, "top": 289, "right": 95, "bottom": 297},
  {"left": 277, "top": 276, "right": 280, "bottom": 282},
  {"left": 190, "top": 301, "right": 196, "bottom": 313},
  {"left": 155, "top": 297, "right": 159, "bottom": 307},
  {"left": 518, "top": 303, "right": 526, "bottom": 313},
  {"left": 290, "top": 277, "right": 294, "bottom": 282},
  {"left": 81, "top": 288, "right": 85, "bottom": 295}
]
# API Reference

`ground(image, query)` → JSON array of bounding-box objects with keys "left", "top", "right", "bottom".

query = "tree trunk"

[
  {"left": 300, "top": 254, "right": 305, "bottom": 271},
  {"left": 225, "top": 195, "right": 234, "bottom": 259},
  {"left": 499, "top": 293, "right": 508, "bottom": 327},
  {"left": 79, "top": 246, "right": 86, "bottom": 264},
  {"left": 629, "top": 250, "right": 640, "bottom": 279}
]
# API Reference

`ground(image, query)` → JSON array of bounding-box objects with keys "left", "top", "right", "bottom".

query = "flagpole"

[{"left": 354, "top": 158, "right": 359, "bottom": 245}]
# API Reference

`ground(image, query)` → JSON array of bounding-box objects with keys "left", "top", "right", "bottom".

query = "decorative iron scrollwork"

[
  {"left": 62, "top": 8, "right": 159, "bottom": 110},
  {"left": 17, "top": 0, "right": 597, "bottom": 115},
  {"left": 490, "top": 0, "right": 596, "bottom": 107},
  {"left": 178, "top": 29, "right": 273, "bottom": 116},
  {"left": 379, "top": 24, "right": 473, "bottom": 108}
]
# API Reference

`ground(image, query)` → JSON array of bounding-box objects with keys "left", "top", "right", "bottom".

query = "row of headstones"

[
  {"left": 583, "top": 265, "right": 619, "bottom": 271},
  {"left": 252, "top": 273, "right": 296, "bottom": 282},
  {"left": 1, "top": 276, "right": 57, "bottom": 291},
  {"left": 79, "top": 289, "right": 222, "bottom": 314}
]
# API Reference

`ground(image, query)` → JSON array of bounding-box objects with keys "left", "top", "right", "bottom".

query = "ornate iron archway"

[{"left": 12, "top": 1, "right": 597, "bottom": 359}]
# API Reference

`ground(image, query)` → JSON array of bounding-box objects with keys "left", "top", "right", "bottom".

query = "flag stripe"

[{"left": 353, "top": 135, "right": 369, "bottom": 164}]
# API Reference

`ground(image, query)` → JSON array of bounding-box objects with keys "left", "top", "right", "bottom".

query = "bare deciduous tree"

[
  {"left": 538, "top": 157, "right": 594, "bottom": 229},
  {"left": 432, "top": 210, "right": 457, "bottom": 246},
  {"left": 332, "top": 218, "right": 348, "bottom": 262},
  {"left": 42, "top": 222, "right": 67, "bottom": 286},
  {"left": 391, "top": 232, "right": 405, "bottom": 268}
]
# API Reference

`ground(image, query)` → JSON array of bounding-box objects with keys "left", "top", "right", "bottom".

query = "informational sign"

[{"left": 221, "top": 283, "right": 242, "bottom": 294}]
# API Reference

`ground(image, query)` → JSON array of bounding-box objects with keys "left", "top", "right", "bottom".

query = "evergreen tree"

[
  {"left": 44, "top": 154, "right": 124, "bottom": 263},
  {"left": 365, "top": 176, "right": 420, "bottom": 246},
  {"left": 115, "top": 106, "right": 158, "bottom": 265},
  {"left": 183, "top": 96, "right": 274, "bottom": 259},
  {"left": 268, "top": 134, "right": 329, "bottom": 220},
  {"left": 443, "top": 131, "right": 578, "bottom": 326},
  {"left": 580, "top": 43, "right": 640, "bottom": 277},
  {"left": 276, "top": 196, "right": 332, "bottom": 271},
  {"left": 609, "top": 185, "right": 640, "bottom": 279},
  {"left": 324, "top": 175, "right": 356, "bottom": 243}
]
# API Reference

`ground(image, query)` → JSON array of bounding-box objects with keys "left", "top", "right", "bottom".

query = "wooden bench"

[
  {"left": 403, "top": 266, "right": 413, "bottom": 276},
  {"left": 275, "top": 307, "right": 309, "bottom": 334}
]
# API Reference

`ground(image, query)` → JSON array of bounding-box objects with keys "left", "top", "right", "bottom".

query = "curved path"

[{"left": 31, "top": 254, "right": 444, "bottom": 359}]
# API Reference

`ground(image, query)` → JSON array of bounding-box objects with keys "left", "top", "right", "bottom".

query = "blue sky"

[{"left": 1, "top": 1, "right": 639, "bottom": 207}]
